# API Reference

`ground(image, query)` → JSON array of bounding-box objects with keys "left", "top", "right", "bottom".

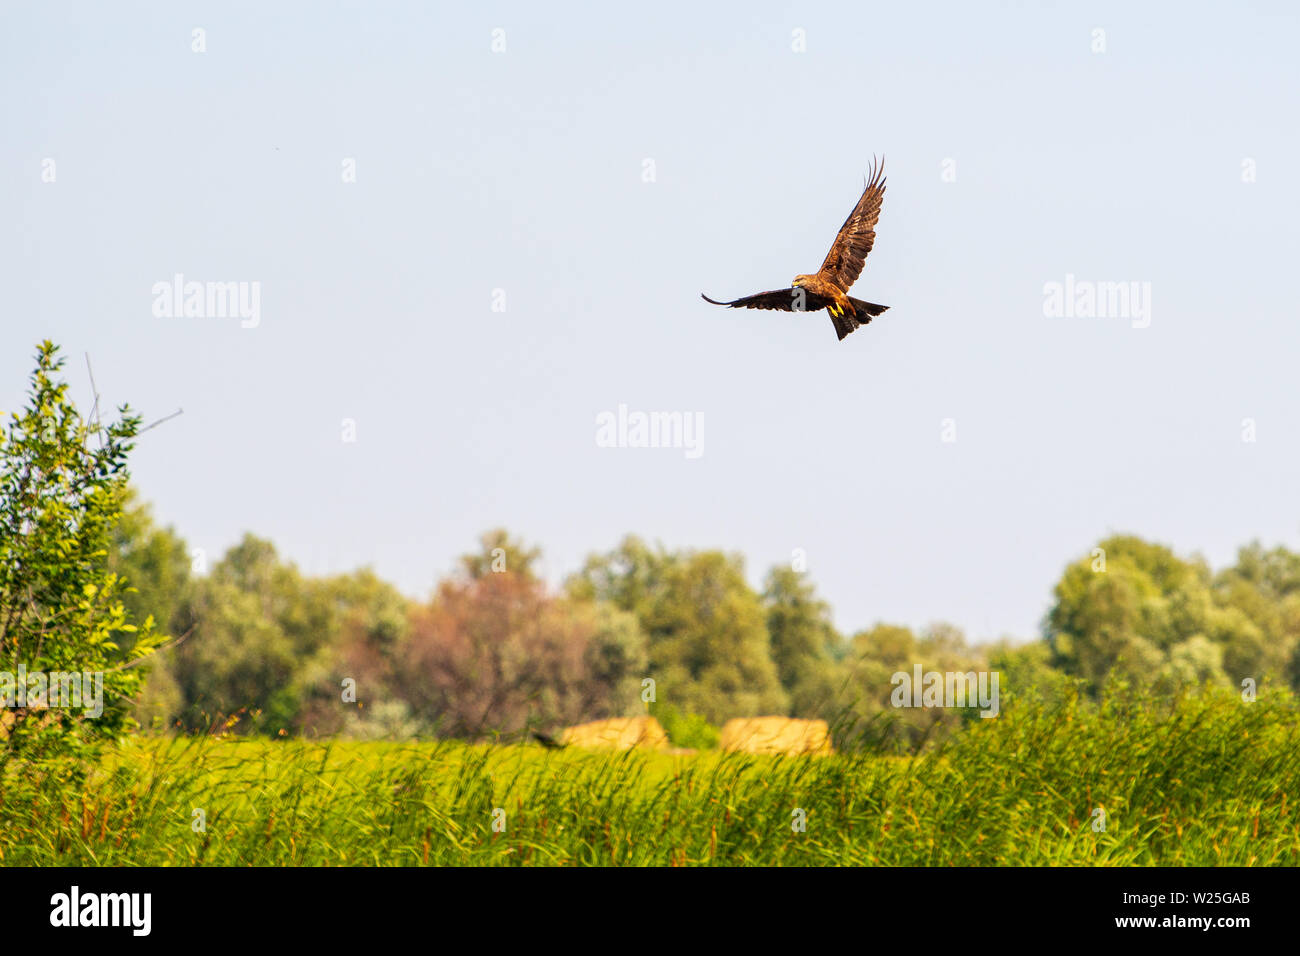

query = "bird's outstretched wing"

[
  {"left": 815, "top": 156, "right": 886, "bottom": 292},
  {"left": 700, "top": 289, "right": 831, "bottom": 312}
]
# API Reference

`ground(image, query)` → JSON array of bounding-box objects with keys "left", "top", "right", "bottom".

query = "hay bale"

[
  {"left": 560, "top": 715, "right": 669, "bottom": 751},
  {"left": 719, "top": 717, "right": 833, "bottom": 756}
]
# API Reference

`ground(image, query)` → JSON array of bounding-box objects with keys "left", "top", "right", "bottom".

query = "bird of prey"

[{"left": 702, "top": 157, "right": 890, "bottom": 341}]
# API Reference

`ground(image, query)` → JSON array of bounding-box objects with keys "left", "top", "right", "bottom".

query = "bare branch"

[{"left": 138, "top": 408, "right": 184, "bottom": 435}]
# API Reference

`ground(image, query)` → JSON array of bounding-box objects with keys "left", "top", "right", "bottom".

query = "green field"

[{"left": 3, "top": 687, "right": 1298, "bottom": 866}]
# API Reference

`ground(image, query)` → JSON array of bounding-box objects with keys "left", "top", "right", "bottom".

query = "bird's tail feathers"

[
  {"left": 831, "top": 309, "right": 860, "bottom": 341},
  {"left": 831, "top": 299, "right": 890, "bottom": 340},
  {"left": 849, "top": 298, "right": 889, "bottom": 318}
]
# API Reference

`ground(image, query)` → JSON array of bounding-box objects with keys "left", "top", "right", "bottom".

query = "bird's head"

[{"left": 791, "top": 274, "right": 812, "bottom": 288}]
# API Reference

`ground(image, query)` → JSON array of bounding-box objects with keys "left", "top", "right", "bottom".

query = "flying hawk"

[{"left": 702, "top": 157, "right": 890, "bottom": 341}]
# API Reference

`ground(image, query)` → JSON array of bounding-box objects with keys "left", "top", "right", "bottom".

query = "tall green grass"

[{"left": 2, "top": 686, "right": 1297, "bottom": 865}]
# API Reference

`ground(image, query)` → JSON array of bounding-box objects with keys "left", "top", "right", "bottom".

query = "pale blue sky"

[{"left": 3, "top": 1, "right": 1298, "bottom": 642}]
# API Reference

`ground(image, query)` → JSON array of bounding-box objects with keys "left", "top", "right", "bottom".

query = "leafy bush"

[
  {"left": 655, "top": 704, "right": 719, "bottom": 749},
  {"left": 0, "top": 342, "right": 162, "bottom": 757}
]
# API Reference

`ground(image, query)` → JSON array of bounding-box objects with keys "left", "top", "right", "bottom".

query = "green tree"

[
  {"left": 985, "top": 639, "right": 1070, "bottom": 703},
  {"left": 1211, "top": 542, "right": 1300, "bottom": 689},
  {"left": 0, "top": 342, "right": 163, "bottom": 753},
  {"left": 170, "top": 535, "right": 338, "bottom": 734},
  {"left": 106, "top": 489, "right": 193, "bottom": 730},
  {"left": 107, "top": 488, "right": 193, "bottom": 639},
  {"left": 571, "top": 536, "right": 787, "bottom": 724},
  {"left": 1047, "top": 535, "right": 1230, "bottom": 694},
  {"left": 459, "top": 528, "right": 541, "bottom": 580},
  {"left": 762, "top": 566, "right": 844, "bottom": 717},
  {"left": 840, "top": 622, "right": 988, "bottom": 751},
  {"left": 301, "top": 568, "right": 412, "bottom": 736}
]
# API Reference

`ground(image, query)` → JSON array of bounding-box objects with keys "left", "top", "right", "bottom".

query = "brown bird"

[{"left": 702, "top": 157, "right": 890, "bottom": 341}]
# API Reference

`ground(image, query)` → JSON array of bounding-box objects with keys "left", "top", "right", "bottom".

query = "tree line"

[
  {"left": 6, "top": 343, "right": 1299, "bottom": 753},
  {"left": 109, "top": 497, "right": 1300, "bottom": 747}
]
